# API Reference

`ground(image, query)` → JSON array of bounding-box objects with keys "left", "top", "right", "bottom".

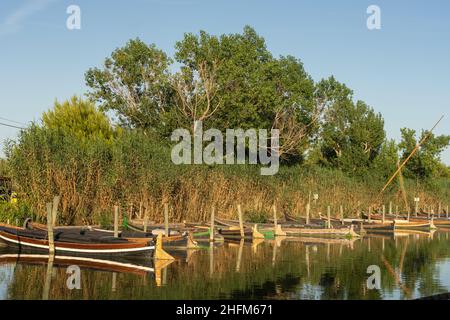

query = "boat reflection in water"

[{"left": 0, "top": 247, "right": 174, "bottom": 299}]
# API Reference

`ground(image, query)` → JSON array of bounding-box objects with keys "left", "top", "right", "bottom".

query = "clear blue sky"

[{"left": 0, "top": 0, "right": 449, "bottom": 163}]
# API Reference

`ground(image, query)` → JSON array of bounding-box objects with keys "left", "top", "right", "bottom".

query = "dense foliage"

[{"left": 3, "top": 27, "right": 449, "bottom": 224}]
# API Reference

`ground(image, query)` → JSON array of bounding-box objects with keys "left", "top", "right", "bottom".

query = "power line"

[
  {"left": 0, "top": 116, "right": 27, "bottom": 126},
  {"left": 0, "top": 122, "right": 25, "bottom": 130}
]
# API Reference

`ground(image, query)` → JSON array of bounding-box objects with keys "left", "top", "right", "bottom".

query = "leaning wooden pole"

[{"left": 381, "top": 116, "right": 444, "bottom": 193}]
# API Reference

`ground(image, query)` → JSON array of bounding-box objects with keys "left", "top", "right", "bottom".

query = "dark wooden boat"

[
  {"left": 218, "top": 227, "right": 253, "bottom": 240},
  {"left": 31, "top": 222, "right": 194, "bottom": 247},
  {"left": 0, "top": 224, "right": 154, "bottom": 256}
]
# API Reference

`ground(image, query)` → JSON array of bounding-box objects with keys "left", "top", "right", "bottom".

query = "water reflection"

[{"left": 1, "top": 231, "right": 450, "bottom": 300}]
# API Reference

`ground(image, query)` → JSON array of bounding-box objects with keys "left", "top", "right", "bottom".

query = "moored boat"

[
  {"left": 218, "top": 227, "right": 253, "bottom": 241},
  {"left": 0, "top": 224, "right": 154, "bottom": 256}
]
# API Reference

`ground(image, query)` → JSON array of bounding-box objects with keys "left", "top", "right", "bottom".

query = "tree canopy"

[{"left": 83, "top": 26, "right": 448, "bottom": 178}]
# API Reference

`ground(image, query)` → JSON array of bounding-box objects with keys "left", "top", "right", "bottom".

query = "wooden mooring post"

[
  {"left": 327, "top": 206, "right": 331, "bottom": 229},
  {"left": 415, "top": 201, "right": 419, "bottom": 217},
  {"left": 164, "top": 203, "right": 169, "bottom": 237},
  {"left": 273, "top": 205, "right": 278, "bottom": 231},
  {"left": 382, "top": 205, "right": 386, "bottom": 224},
  {"left": 139, "top": 202, "right": 143, "bottom": 219},
  {"left": 114, "top": 205, "right": 119, "bottom": 238},
  {"left": 46, "top": 202, "right": 55, "bottom": 255},
  {"left": 438, "top": 202, "right": 442, "bottom": 218},
  {"left": 51, "top": 196, "right": 60, "bottom": 227},
  {"left": 210, "top": 206, "right": 215, "bottom": 242},
  {"left": 389, "top": 202, "right": 393, "bottom": 215},
  {"left": 143, "top": 207, "right": 148, "bottom": 233},
  {"left": 368, "top": 206, "right": 372, "bottom": 223},
  {"left": 306, "top": 203, "right": 310, "bottom": 225},
  {"left": 395, "top": 205, "right": 399, "bottom": 219},
  {"left": 340, "top": 205, "right": 344, "bottom": 225},
  {"left": 237, "top": 205, "right": 245, "bottom": 239},
  {"left": 272, "top": 205, "right": 286, "bottom": 236},
  {"left": 447, "top": 205, "right": 449, "bottom": 219}
]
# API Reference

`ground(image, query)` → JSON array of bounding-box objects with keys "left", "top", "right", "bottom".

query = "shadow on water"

[{"left": 1, "top": 231, "right": 450, "bottom": 300}]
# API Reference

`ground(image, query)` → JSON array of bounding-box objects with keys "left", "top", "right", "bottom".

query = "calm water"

[{"left": 1, "top": 231, "right": 450, "bottom": 300}]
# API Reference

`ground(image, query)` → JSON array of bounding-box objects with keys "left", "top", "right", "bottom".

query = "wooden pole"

[
  {"left": 368, "top": 207, "right": 372, "bottom": 223},
  {"left": 236, "top": 239, "right": 244, "bottom": 272},
  {"left": 237, "top": 205, "right": 245, "bottom": 239},
  {"left": 42, "top": 255, "right": 54, "bottom": 300},
  {"left": 46, "top": 203, "right": 55, "bottom": 255},
  {"left": 447, "top": 205, "right": 449, "bottom": 219},
  {"left": 209, "top": 242, "right": 214, "bottom": 277},
  {"left": 438, "top": 202, "right": 442, "bottom": 218},
  {"left": 164, "top": 203, "right": 169, "bottom": 237},
  {"left": 327, "top": 206, "right": 331, "bottom": 229},
  {"left": 381, "top": 116, "right": 444, "bottom": 193},
  {"left": 273, "top": 205, "right": 278, "bottom": 230},
  {"left": 389, "top": 201, "right": 393, "bottom": 215},
  {"left": 139, "top": 202, "right": 143, "bottom": 219},
  {"left": 415, "top": 200, "right": 418, "bottom": 217},
  {"left": 340, "top": 205, "right": 344, "bottom": 225},
  {"left": 306, "top": 203, "right": 310, "bottom": 225},
  {"left": 51, "top": 196, "right": 60, "bottom": 227},
  {"left": 382, "top": 205, "right": 386, "bottom": 224},
  {"left": 210, "top": 206, "right": 215, "bottom": 242},
  {"left": 395, "top": 205, "right": 399, "bottom": 219},
  {"left": 143, "top": 207, "right": 148, "bottom": 233},
  {"left": 114, "top": 205, "right": 119, "bottom": 238}
]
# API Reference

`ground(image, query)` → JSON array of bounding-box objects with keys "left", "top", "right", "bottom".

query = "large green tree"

[
  {"left": 174, "top": 27, "right": 320, "bottom": 160},
  {"left": 85, "top": 39, "right": 174, "bottom": 131},
  {"left": 317, "top": 77, "right": 385, "bottom": 174}
]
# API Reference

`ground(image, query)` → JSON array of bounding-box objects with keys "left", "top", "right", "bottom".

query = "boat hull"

[{"left": 0, "top": 227, "right": 154, "bottom": 256}]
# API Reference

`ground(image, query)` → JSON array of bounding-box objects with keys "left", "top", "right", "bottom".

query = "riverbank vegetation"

[{"left": 2, "top": 27, "right": 449, "bottom": 224}]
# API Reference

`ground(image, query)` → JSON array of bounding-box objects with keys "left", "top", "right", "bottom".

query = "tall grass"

[{"left": 4, "top": 126, "right": 450, "bottom": 225}]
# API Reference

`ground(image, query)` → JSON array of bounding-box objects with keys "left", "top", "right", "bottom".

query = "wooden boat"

[
  {"left": 214, "top": 218, "right": 277, "bottom": 239},
  {"left": 285, "top": 213, "right": 326, "bottom": 226},
  {"left": 361, "top": 213, "right": 449, "bottom": 228},
  {"left": 218, "top": 227, "right": 253, "bottom": 241},
  {"left": 282, "top": 225, "right": 360, "bottom": 238},
  {"left": 215, "top": 217, "right": 305, "bottom": 229},
  {"left": 0, "top": 250, "right": 155, "bottom": 276},
  {"left": 362, "top": 220, "right": 434, "bottom": 233},
  {"left": 0, "top": 224, "right": 154, "bottom": 256},
  {"left": 393, "top": 220, "right": 435, "bottom": 231},
  {"left": 408, "top": 217, "right": 450, "bottom": 227}
]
